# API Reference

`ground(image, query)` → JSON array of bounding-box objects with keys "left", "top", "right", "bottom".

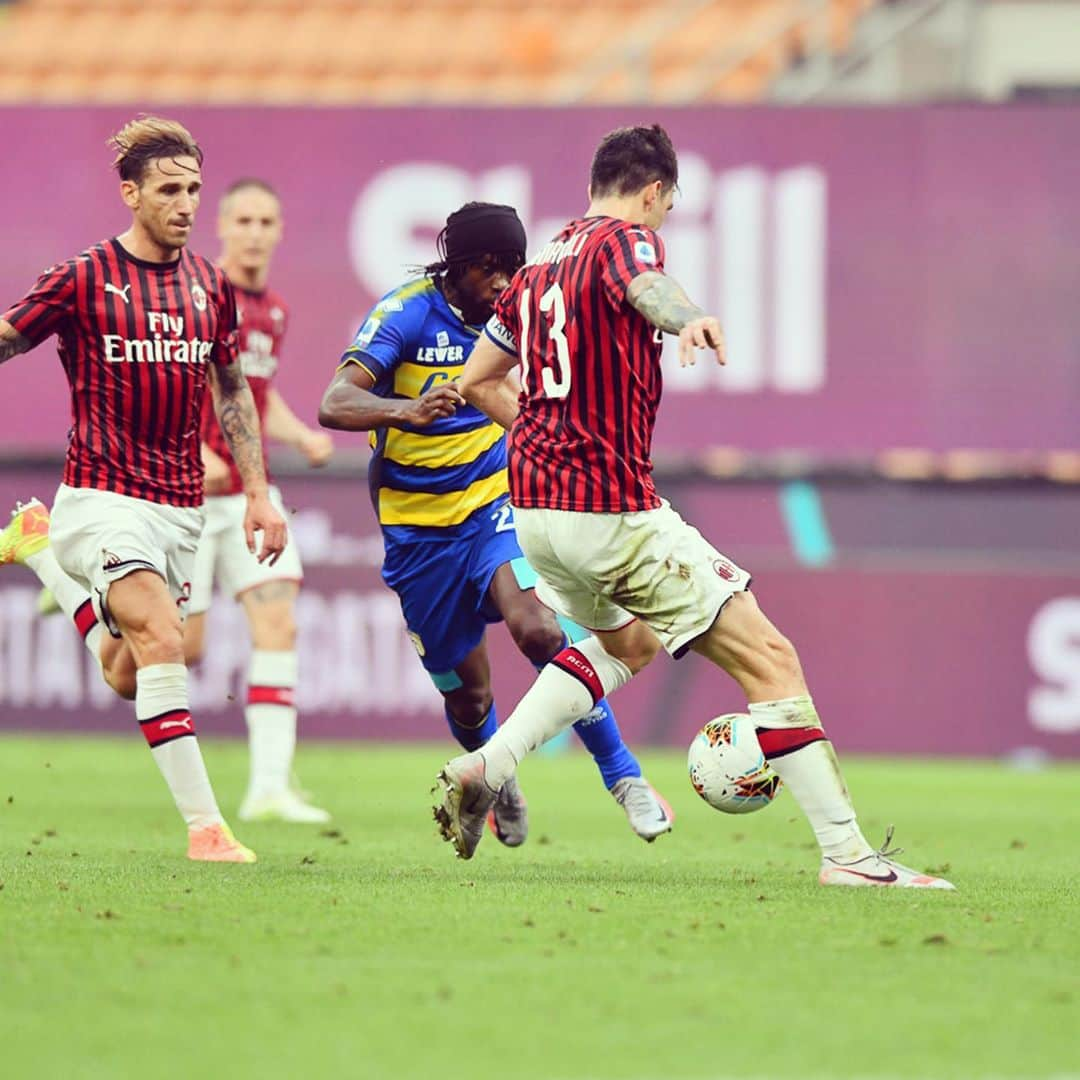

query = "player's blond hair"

[
  {"left": 108, "top": 116, "right": 203, "bottom": 184},
  {"left": 218, "top": 177, "right": 280, "bottom": 216}
]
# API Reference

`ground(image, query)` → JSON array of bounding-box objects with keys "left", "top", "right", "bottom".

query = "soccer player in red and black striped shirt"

[
  {"left": 434, "top": 124, "right": 954, "bottom": 888},
  {"left": 185, "top": 178, "right": 333, "bottom": 825},
  {"left": 0, "top": 117, "right": 287, "bottom": 863}
]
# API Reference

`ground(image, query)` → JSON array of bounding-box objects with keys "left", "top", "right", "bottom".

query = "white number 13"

[{"left": 519, "top": 283, "right": 572, "bottom": 400}]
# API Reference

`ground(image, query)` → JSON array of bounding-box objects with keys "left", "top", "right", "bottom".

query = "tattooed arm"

[
  {"left": 625, "top": 271, "right": 726, "bottom": 368},
  {"left": 0, "top": 320, "right": 31, "bottom": 366},
  {"left": 208, "top": 362, "right": 287, "bottom": 564},
  {"left": 209, "top": 362, "right": 266, "bottom": 492}
]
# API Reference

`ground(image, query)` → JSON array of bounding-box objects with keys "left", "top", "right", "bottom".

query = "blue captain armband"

[{"left": 484, "top": 315, "right": 517, "bottom": 356}]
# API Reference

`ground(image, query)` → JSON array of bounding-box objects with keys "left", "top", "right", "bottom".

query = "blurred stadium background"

[{"left": 1, "top": 0, "right": 1078, "bottom": 762}]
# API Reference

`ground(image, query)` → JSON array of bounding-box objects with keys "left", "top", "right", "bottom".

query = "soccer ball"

[{"left": 687, "top": 714, "right": 783, "bottom": 814}]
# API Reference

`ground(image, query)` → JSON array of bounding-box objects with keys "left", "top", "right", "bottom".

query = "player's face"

[
  {"left": 643, "top": 182, "right": 676, "bottom": 232},
  {"left": 454, "top": 254, "right": 519, "bottom": 324},
  {"left": 123, "top": 155, "right": 203, "bottom": 252},
  {"left": 218, "top": 188, "right": 283, "bottom": 274}
]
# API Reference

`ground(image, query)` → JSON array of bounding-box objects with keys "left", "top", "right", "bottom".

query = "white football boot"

[
  {"left": 487, "top": 774, "right": 529, "bottom": 847},
  {"left": 434, "top": 751, "right": 499, "bottom": 859},
  {"left": 820, "top": 827, "right": 956, "bottom": 889},
  {"left": 611, "top": 776, "right": 674, "bottom": 842}
]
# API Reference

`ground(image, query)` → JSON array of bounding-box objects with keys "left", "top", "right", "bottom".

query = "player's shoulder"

[
  {"left": 371, "top": 277, "right": 439, "bottom": 334},
  {"left": 600, "top": 219, "right": 663, "bottom": 267},
  {"left": 346, "top": 277, "right": 435, "bottom": 360},
  {"left": 41, "top": 239, "right": 111, "bottom": 278},
  {"left": 76, "top": 238, "right": 113, "bottom": 263},
  {"left": 376, "top": 276, "right": 437, "bottom": 316},
  {"left": 264, "top": 286, "right": 289, "bottom": 316},
  {"left": 236, "top": 284, "right": 288, "bottom": 320}
]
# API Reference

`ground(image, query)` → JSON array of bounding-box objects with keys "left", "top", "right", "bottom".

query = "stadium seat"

[{"left": 0, "top": 0, "right": 876, "bottom": 103}]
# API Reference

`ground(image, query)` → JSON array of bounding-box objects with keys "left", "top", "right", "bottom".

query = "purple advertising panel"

[
  {"left": 2, "top": 466, "right": 1078, "bottom": 759},
  {"left": 1, "top": 106, "right": 1078, "bottom": 456}
]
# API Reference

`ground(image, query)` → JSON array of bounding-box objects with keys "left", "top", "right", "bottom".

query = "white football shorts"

[
  {"left": 513, "top": 499, "right": 751, "bottom": 657},
  {"left": 188, "top": 485, "right": 302, "bottom": 615},
  {"left": 48, "top": 483, "right": 204, "bottom": 635}
]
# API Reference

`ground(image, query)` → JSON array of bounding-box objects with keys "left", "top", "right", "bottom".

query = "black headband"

[{"left": 441, "top": 203, "right": 526, "bottom": 266}]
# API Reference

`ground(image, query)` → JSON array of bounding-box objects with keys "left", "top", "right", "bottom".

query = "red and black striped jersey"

[
  {"left": 202, "top": 285, "right": 287, "bottom": 496},
  {"left": 486, "top": 216, "right": 666, "bottom": 514},
  {"left": 1, "top": 238, "right": 238, "bottom": 507}
]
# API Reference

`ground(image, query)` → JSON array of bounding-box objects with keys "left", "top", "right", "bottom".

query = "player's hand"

[
  {"left": 299, "top": 429, "right": 334, "bottom": 468},
  {"left": 402, "top": 385, "right": 465, "bottom": 427},
  {"left": 678, "top": 317, "right": 726, "bottom": 368},
  {"left": 244, "top": 491, "right": 288, "bottom": 566}
]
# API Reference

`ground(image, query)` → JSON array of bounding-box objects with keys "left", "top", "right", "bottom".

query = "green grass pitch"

[{"left": 1, "top": 735, "right": 1077, "bottom": 1080}]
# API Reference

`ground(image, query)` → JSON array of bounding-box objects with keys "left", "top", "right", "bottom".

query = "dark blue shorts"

[{"left": 381, "top": 497, "right": 524, "bottom": 688}]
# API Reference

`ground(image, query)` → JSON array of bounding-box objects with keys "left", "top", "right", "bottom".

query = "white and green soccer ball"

[{"left": 687, "top": 713, "right": 783, "bottom": 814}]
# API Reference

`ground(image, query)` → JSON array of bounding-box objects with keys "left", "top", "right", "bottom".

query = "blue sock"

[
  {"left": 445, "top": 701, "right": 498, "bottom": 752},
  {"left": 572, "top": 698, "right": 641, "bottom": 790}
]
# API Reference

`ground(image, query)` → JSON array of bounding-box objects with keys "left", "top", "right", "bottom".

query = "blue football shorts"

[{"left": 381, "top": 496, "right": 525, "bottom": 689}]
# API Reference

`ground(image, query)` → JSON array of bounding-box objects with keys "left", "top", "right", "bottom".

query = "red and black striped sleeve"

[
  {"left": 488, "top": 273, "right": 524, "bottom": 355},
  {"left": 1, "top": 260, "right": 77, "bottom": 347},
  {"left": 212, "top": 271, "right": 240, "bottom": 368},
  {"left": 598, "top": 225, "right": 665, "bottom": 309}
]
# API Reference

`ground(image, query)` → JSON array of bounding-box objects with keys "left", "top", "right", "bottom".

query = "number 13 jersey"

[{"left": 486, "top": 216, "right": 666, "bottom": 514}]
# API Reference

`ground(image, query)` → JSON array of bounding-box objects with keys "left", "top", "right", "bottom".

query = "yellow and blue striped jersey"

[{"left": 340, "top": 278, "right": 509, "bottom": 541}]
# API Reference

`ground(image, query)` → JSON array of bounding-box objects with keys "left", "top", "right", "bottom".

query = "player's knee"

[
  {"left": 508, "top": 613, "right": 565, "bottom": 667},
  {"left": 618, "top": 635, "right": 661, "bottom": 674},
  {"left": 446, "top": 687, "right": 494, "bottom": 729},
  {"left": 772, "top": 631, "right": 804, "bottom": 680},
  {"left": 603, "top": 622, "right": 661, "bottom": 674},
  {"left": 755, "top": 628, "right": 805, "bottom": 693},
  {"left": 126, "top": 614, "right": 185, "bottom": 666},
  {"left": 253, "top": 608, "right": 297, "bottom": 651}
]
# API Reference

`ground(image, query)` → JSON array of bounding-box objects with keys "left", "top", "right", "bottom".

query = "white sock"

[
  {"left": 136, "top": 663, "right": 223, "bottom": 830},
  {"left": 480, "top": 637, "right": 632, "bottom": 789},
  {"left": 244, "top": 650, "right": 299, "bottom": 801},
  {"left": 749, "top": 696, "right": 872, "bottom": 861},
  {"left": 25, "top": 547, "right": 104, "bottom": 664}
]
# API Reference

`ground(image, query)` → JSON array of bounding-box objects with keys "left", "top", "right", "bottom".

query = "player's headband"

[{"left": 441, "top": 203, "right": 526, "bottom": 268}]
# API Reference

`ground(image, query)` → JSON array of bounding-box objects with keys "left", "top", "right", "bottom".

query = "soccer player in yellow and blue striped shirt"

[{"left": 320, "top": 203, "right": 672, "bottom": 846}]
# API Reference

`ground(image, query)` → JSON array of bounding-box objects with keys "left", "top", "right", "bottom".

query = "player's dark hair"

[
  {"left": 423, "top": 202, "right": 526, "bottom": 281},
  {"left": 109, "top": 116, "right": 203, "bottom": 185},
  {"left": 589, "top": 124, "right": 678, "bottom": 198}
]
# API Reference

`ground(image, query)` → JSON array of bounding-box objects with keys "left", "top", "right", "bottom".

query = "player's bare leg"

[
  {"left": 435, "top": 621, "right": 656, "bottom": 859},
  {"left": 690, "top": 591, "right": 953, "bottom": 889},
  {"left": 1, "top": 499, "right": 108, "bottom": 669},
  {"left": 489, "top": 563, "right": 672, "bottom": 841},
  {"left": 99, "top": 634, "right": 137, "bottom": 699},
  {"left": 231, "top": 580, "right": 329, "bottom": 824},
  {"left": 4, "top": 498, "right": 144, "bottom": 701},
  {"left": 183, "top": 611, "right": 208, "bottom": 668},
  {"left": 108, "top": 570, "right": 255, "bottom": 863}
]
